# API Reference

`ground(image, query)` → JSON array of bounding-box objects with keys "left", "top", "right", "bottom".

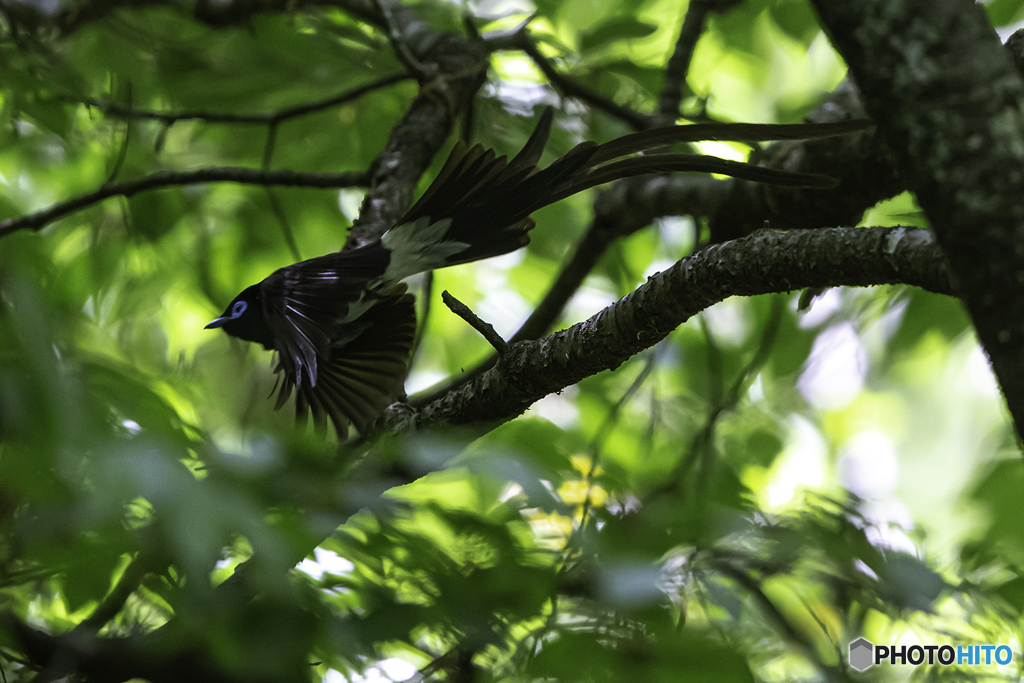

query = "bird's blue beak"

[{"left": 205, "top": 317, "right": 228, "bottom": 329}]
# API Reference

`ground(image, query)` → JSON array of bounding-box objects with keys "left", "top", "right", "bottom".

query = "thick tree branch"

[
  {"left": 810, "top": 0, "right": 1024, "bottom": 437},
  {"left": 389, "top": 227, "right": 953, "bottom": 431},
  {"left": 343, "top": 7, "right": 488, "bottom": 248},
  {"left": 410, "top": 174, "right": 731, "bottom": 406},
  {"left": 0, "top": 168, "right": 369, "bottom": 238}
]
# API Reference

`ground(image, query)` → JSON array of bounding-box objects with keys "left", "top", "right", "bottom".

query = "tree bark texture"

[{"left": 812, "top": 0, "right": 1024, "bottom": 437}]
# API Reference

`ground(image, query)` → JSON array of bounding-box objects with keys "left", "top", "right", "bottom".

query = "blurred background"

[{"left": 1, "top": 0, "right": 1023, "bottom": 681}]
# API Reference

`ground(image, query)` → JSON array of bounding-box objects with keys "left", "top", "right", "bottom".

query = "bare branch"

[
  {"left": 375, "top": 0, "right": 435, "bottom": 80},
  {"left": 72, "top": 74, "right": 411, "bottom": 126},
  {"left": 666, "top": 296, "right": 784, "bottom": 498},
  {"left": 409, "top": 174, "right": 731, "bottom": 406},
  {"left": 2, "top": 609, "right": 291, "bottom": 683},
  {"left": 343, "top": 30, "right": 489, "bottom": 247},
  {"left": 390, "top": 227, "right": 953, "bottom": 431},
  {"left": 655, "top": 0, "right": 744, "bottom": 123},
  {"left": 0, "top": 168, "right": 369, "bottom": 238},
  {"left": 512, "top": 32, "right": 654, "bottom": 131},
  {"left": 41, "top": 0, "right": 388, "bottom": 34},
  {"left": 657, "top": 1, "right": 710, "bottom": 122},
  {"left": 441, "top": 290, "right": 509, "bottom": 355},
  {"left": 710, "top": 559, "right": 852, "bottom": 681}
]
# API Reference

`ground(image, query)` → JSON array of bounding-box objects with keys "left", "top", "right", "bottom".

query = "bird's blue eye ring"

[{"left": 231, "top": 301, "right": 248, "bottom": 317}]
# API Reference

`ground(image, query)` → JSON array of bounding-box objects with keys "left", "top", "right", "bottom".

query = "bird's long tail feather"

[{"left": 387, "top": 108, "right": 872, "bottom": 274}]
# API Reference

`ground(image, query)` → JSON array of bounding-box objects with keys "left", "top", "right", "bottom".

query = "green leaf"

[
  {"left": 887, "top": 289, "right": 971, "bottom": 356},
  {"left": 579, "top": 17, "right": 658, "bottom": 52},
  {"left": 127, "top": 189, "right": 186, "bottom": 242},
  {"left": 769, "top": 0, "right": 819, "bottom": 44},
  {"left": 531, "top": 630, "right": 754, "bottom": 682},
  {"left": 962, "top": 459, "right": 1024, "bottom": 569},
  {"left": 985, "top": 0, "right": 1024, "bottom": 26},
  {"left": 743, "top": 428, "right": 784, "bottom": 468},
  {"left": 875, "top": 552, "right": 947, "bottom": 613},
  {"left": 993, "top": 574, "right": 1024, "bottom": 613}
]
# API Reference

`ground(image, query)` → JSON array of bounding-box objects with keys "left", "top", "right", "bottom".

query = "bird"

[{"left": 206, "top": 107, "right": 870, "bottom": 437}]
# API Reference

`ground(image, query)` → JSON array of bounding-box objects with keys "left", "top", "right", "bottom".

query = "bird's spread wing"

[
  {"left": 260, "top": 241, "right": 391, "bottom": 390},
  {"left": 273, "top": 284, "right": 415, "bottom": 436},
  {"left": 386, "top": 108, "right": 599, "bottom": 271}
]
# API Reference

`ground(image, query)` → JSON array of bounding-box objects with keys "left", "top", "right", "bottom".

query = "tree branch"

[
  {"left": 342, "top": 11, "right": 489, "bottom": 248},
  {"left": 409, "top": 174, "right": 732, "bottom": 406},
  {"left": 512, "top": 31, "right": 654, "bottom": 131},
  {"left": 0, "top": 168, "right": 369, "bottom": 239},
  {"left": 389, "top": 227, "right": 953, "bottom": 431},
  {"left": 72, "top": 74, "right": 412, "bottom": 126},
  {"left": 656, "top": 0, "right": 743, "bottom": 123},
  {"left": 707, "top": 79, "right": 901, "bottom": 242},
  {"left": 441, "top": 290, "right": 509, "bottom": 355},
  {"left": 36, "top": 0, "right": 388, "bottom": 34},
  {"left": 710, "top": 559, "right": 852, "bottom": 681}
]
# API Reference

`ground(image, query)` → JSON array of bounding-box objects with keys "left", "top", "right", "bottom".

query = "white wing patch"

[{"left": 381, "top": 216, "right": 468, "bottom": 282}]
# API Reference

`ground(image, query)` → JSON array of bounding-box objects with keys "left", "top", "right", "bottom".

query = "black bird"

[{"left": 207, "top": 108, "right": 869, "bottom": 436}]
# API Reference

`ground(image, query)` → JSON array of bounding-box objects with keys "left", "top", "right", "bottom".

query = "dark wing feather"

[
  {"left": 395, "top": 109, "right": 599, "bottom": 266},
  {"left": 274, "top": 285, "right": 416, "bottom": 436},
  {"left": 261, "top": 241, "right": 391, "bottom": 389}
]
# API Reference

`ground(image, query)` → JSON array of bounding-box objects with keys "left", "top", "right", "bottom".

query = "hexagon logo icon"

[{"left": 849, "top": 637, "right": 875, "bottom": 671}]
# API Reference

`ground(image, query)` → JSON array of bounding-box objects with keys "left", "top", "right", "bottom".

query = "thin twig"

[
  {"left": 798, "top": 593, "right": 847, "bottom": 669},
  {"left": 75, "top": 554, "right": 157, "bottom": 633},
  {"left": 409, "top": 220, "right": 618, "bottom": 406},
  {"left": 577, "top": 351, "right": 658, "bottom": 531},
  {"left": 480, "top": 11, "right": 539, "bottom": 52},
  {"left": 711, "top": 559, "right": 852, "bottom": 681},
  {"left": 409, "top": 648, "right": 459, "bottom": 682},
  {"left": 264, "top": 187, "right": 302, "bottom": 261},
  {"left": 410, "top": 271, "right": 433, "bottom": 368},
  {"left": 105, "top": 87, "right": 133, "bottom": 184},
  {"left": 375, "top": 0, "right": 435, "bottom": 80},
  {"left": 662, "top": 295, "right": 784, "bottom": 496},
  {"left": 441, "top": 290, "right": 509, "bottom": 355},
  {"left": 656, "top": 1, "right": 713, "bottom": 123},
  {"left": 262, "top": 121, "right": 280, "bottom": 170},
  {"left": 72, "top": 73, "right": 411, "bottom": 125},
  {"left": 700, "top": 313, "right": 725, "bottom": 407},
  {"left": 0, "top": 167, "right": 369, "bottom": 238},
  {"left": 515, "top": 33, "right": 653, "bottom": 131}
]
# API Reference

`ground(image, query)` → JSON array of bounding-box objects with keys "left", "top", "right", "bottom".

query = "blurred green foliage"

[{"left": 1, "top": 0, "right": 1023, "bottom": 681}]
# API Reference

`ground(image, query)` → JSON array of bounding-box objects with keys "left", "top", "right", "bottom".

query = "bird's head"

[{"left": 205, "top": 284, "right": 276, "bottom": 349}]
